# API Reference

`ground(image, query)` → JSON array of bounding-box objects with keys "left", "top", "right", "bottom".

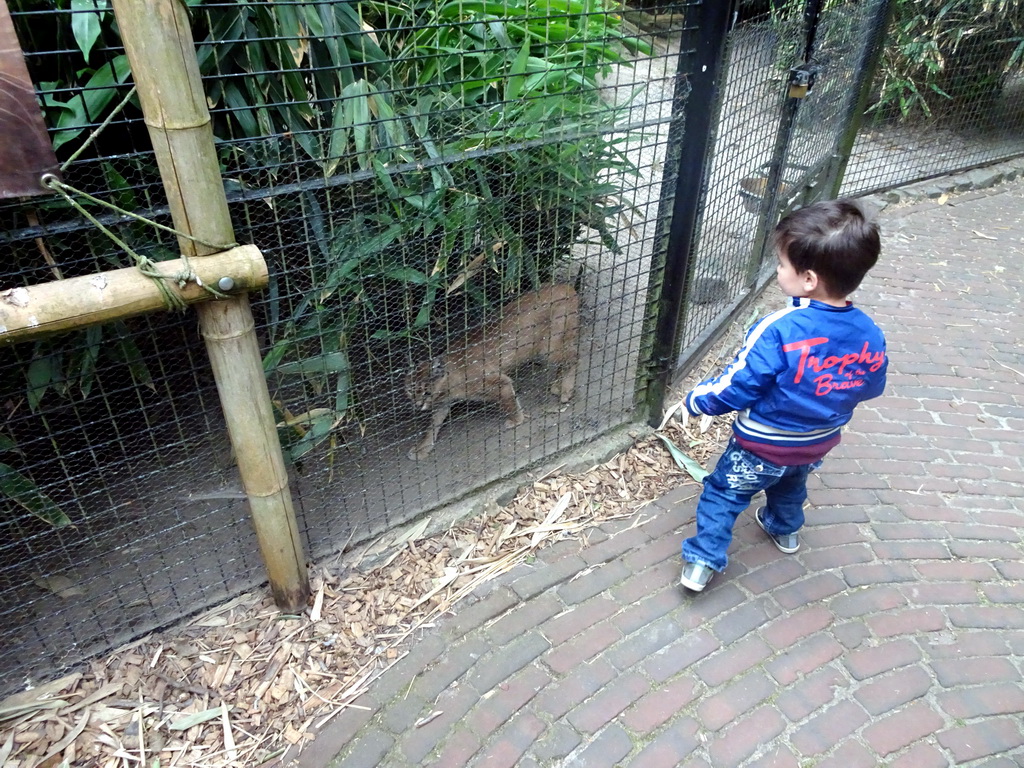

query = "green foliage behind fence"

[
  {"left": 187, "top": 0, "right": 648, "bottom": 460},
  {"left": 5, "top": 0, "right": 646, "bottom": 466}
]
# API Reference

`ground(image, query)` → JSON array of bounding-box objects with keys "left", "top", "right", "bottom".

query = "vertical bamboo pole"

[{"left": 111, "top": 0, "right": 309, "bottom": 610}]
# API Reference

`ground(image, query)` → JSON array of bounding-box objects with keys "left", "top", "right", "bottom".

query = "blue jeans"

[{"left": 682, "top": 438, "right": 822, "bottom": 572}]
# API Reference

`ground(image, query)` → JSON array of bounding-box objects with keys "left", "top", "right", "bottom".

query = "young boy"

[{"left": 678, "top": 198, "right": 887, "bottom": 592}]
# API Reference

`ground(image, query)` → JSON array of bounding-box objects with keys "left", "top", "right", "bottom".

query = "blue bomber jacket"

[{"left": 685, "top": 297, "right": 887, "bottom": 460}]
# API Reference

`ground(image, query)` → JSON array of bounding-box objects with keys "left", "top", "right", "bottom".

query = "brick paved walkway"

[{"left": 296, "top": 180, "right": 1024, "bottom": 767}]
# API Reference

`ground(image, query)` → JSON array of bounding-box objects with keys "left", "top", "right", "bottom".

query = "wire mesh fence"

[
  {"left": 0, "top": 0, "right": 1021, "bottom": 697},
  {"left": 673, "top": 0, "right": 1024, "bottom": 368},
  {"left": 211, "top": 0, "right": 703, "bottom": 561},
  {"left": 0, "top": 1, "right": 251, "bottom": 693},
  {"left": 1, "top": 0, "right": 706, "bottom": 694},
  {"left": 841, "top": 0, "right": 1024, "bottom": 196}
]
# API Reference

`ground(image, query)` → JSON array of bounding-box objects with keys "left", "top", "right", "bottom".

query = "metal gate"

[{"left": 642, "top": 0, "right": 895, "bottom": 415}]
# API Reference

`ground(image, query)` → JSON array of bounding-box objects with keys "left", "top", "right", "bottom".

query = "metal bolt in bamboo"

[{"left": 110, "top": 0, "right": 309, "bottom": 610}]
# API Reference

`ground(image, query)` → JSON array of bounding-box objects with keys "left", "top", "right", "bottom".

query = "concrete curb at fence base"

[
  {"left": 865, "top": 155, "right": 1024, "bottom": 211},
  {"left": 290, "top": 177, "right": 1024, "bottom": 767}
]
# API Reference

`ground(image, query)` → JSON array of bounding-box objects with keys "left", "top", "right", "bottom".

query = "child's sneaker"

[
  {"left": 755, "top": 506, "right": 800, "bottom": 553},
  {"left": 680, "top": 561, "right": 714, "bottom": 592}
]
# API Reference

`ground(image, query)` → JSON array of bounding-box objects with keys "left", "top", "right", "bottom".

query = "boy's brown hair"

[{"left": 773, "top": 198, "right": 880, "bottom": 298}]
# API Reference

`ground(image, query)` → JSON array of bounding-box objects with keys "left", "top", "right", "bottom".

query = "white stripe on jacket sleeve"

[{"left": 689, "top": 301, "right": 805, "bottom": 407}]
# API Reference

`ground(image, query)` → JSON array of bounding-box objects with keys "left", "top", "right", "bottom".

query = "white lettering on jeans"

[{"left": 725, "top": 451, "right": 760, "bottom": 491}]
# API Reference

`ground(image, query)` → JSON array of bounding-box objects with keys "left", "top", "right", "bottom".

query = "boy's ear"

[{"left": 802, "top": 269, "right": 820, "bottom": 291}]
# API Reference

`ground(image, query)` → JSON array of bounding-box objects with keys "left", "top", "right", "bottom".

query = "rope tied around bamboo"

[{"left": 41, "top": 174, "right": 237, "bottom": 311}]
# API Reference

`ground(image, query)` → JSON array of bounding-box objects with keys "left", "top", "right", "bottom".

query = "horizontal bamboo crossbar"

[{"left": 0, "top": 244, "right": 267, "bottom": 343}]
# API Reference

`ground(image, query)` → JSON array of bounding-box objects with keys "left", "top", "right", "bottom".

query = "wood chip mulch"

[{"left": 0, "top": 303, "right": 761, "bottom": 768}]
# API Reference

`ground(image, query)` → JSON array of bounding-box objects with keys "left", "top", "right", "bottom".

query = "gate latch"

[{"left": 788, "top": 62, "right": 820, "bottom": 99}]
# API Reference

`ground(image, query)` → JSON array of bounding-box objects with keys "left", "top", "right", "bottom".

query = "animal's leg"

[
  {"left": 409, "top": 402, "right": 451, "bottom": 460},
  {"left": 552, "top": 360, "right": 577, "bottom": 403},
  {"left": 492, "top": 373, "right": 525, "bottom": 427},
  {"left": 548, "top": 313, "right": 579, "bottom": 403}
]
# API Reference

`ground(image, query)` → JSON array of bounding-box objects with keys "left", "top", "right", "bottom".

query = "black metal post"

[
  {"left": 744, "top": 0, "right": 827, "bottom": 284},
  {"left": 827, "top": 0, "right": 897, "bottom": 197},
  {"left": 640, "top": 0, "right": 737, "bottom": 426},
  {"left": 745, "top": 88, "right": 801, "bottom": 283},
  {"left": 802, "top": 0, "right": 826, "bottom": 62}
]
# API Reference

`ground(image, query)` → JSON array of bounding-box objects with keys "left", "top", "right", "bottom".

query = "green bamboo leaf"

[
  {"left": 196, "top": 8, "right": 245, "bottom": 72},
  {"left": 336, "top": 2, "right": 387, "bottom": 65},
  {"left": 522, "top": 63, "right": 566, "bottom": 96},
  {"left": 113, "top": 334, "right": 155, "bottom": 391},
  {"left": 372, "top": 159, "right": 402, "bottom": 200},
  {"left": 487, "top": 20, "right": 512, "bottom": 48},
  {"left": 385, "top": 267, "right": 429, "bottom": 285},
  {"left": 319, "top": 258, "right": 363, "bottom": 303},
  {"left": 0, "top": 464, "right": 71, "bottom": 528},
  {"left": 348, "top": 81, "right": 372, "bottom": 169},
  {"left": 274, "top": 2, "right": 307, "bottom": 67},
  {"left": 223, "top": 82, "right": 258, "bottom": 137},
  {"left": 52, "top": 55, "right": 131, "bottom": 150},
  {"left": 263, "top": 339, "right": 293, "bottom": 374},
  {"left": 282, "top": 118, "right": 320, "bottom": 164},
  {"left": 243, "top": 13, "right": 271, "bottom": 75},
  {"left": 334, "top": 370, "right": 351, "bottom": 414},
  {"left": 281, "top": 71, "right": 314, "bottom": 120},
  {"left": 325, "top": 89, "right": 359, "bottom": 176},
  {"left": 302, "top": 190, "right": 329, "bottom": 261},
  {"left": 412, "top": 302, "right": 433, "bottom": 329},
  {"left": 274, "top": 351, "right": 351, "bottom": 377},
  {"left": 101, "top": 163, "right": 136, "bottom": 212},
  {"left": 302, "top": 2, "right": 326, "bottom": 38},
  {"left": 504, "top": 38, "right": 532, "bottom": 101},
  {"left": 287, "top": 413, "right": 341, "bottom": 462},
  {"left": 76, "top": 325, "right": 103, "bottom": 399},
  {"left": 77, "top": 55, "right": 130, "bottom": 119},
  {"left": 370, "top": 327, "right": 415, "bottom": 341},
  {"left": 358, "top": 224, "right": 404, "bottom": 256},
  {"left": 317, "top": 12, "right": 356, "bottom": 89},
  {"left": 71, "top": 0, "right": 107, "bottom": 63},
  {"left": 403, "top": 193, "right": 437, "bottom": 212},
  {"left": 655, "top": 434, "right": 709, "bottom": 483},
  {"left": 0, "top": 433, "right": 18, "bottom": 454},
  {"left": 1007, "top": 38, "right": 1024, "bottom": 69},
  {"left": 26, "top": 356, "right": 55, "bottom": 412}
]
